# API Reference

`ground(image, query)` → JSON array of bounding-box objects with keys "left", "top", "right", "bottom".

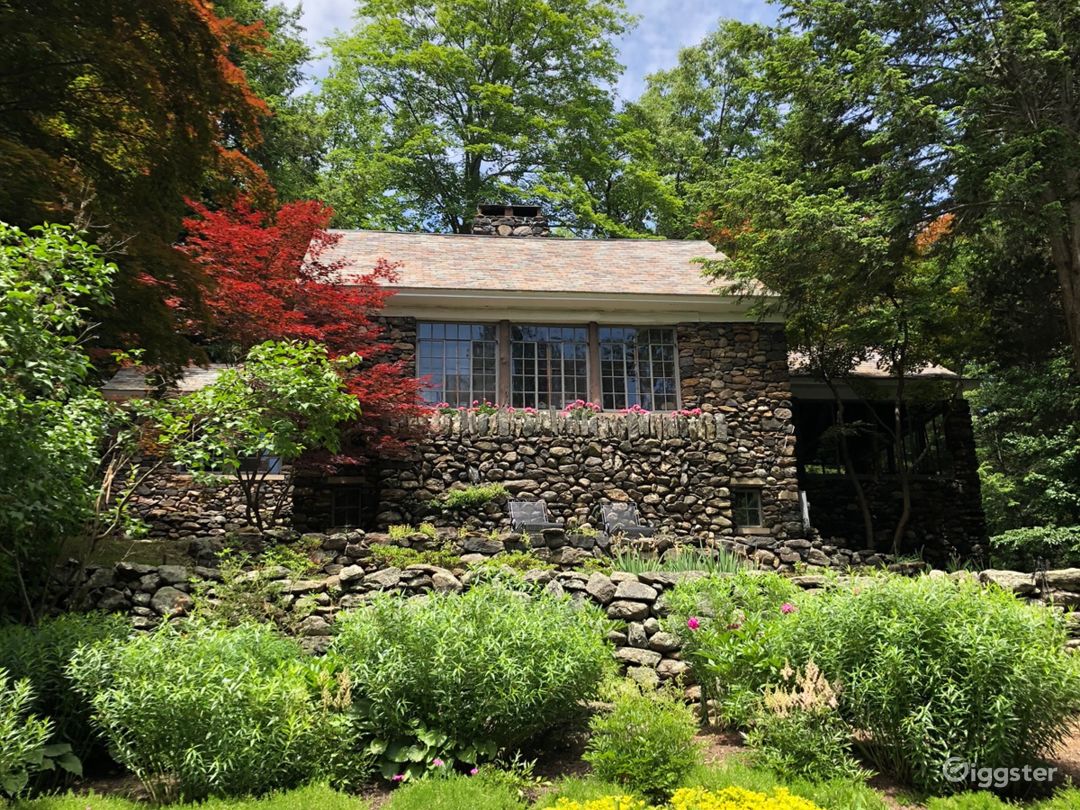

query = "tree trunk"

[
  {"left": 891, "top": 374, "right": 913, "bottom": 556},
  {"left": 825, "top": 379, "right": 876, "bottom": 550},
  {"left": 1046, "top": 211, "right": 1080, "bottom": 376}
]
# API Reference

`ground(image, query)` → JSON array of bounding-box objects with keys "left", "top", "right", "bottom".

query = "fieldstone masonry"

[{"left": 67, "top": 530, "right": 1080, "bottom": 692}]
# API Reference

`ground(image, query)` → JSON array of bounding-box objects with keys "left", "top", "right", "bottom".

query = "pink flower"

[
  {"left": 469, "top": 767, "right": 479, "bottom": 776},
  {"left": 432, "top": 758, "right": 444, "bottom": 767},
  {"left": 391, "top": 774, "right": 405, "bottom": 782},
  {"left": 781, "top": 602, "right": 796, "bottom": 614},
  {"left": 687, "top": 616, "right": 700, "bottom": 631}
]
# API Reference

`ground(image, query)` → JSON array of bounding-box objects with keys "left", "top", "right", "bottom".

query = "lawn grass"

[
  {"left": 13, "top": 783, "right": 366, "bottom": 810},
  {"left": 384, "top": 774, "right": 523, "bottom": 810}
]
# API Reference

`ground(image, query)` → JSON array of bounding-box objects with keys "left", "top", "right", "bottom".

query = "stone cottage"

[{"left": 109, "top": 205, "right": 985, "bottom": 559}]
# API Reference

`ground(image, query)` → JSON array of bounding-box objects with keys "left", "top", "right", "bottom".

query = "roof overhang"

[
  {"left": 790, "top": 374, "right": 975, "bottom": 400},
  {"left": 376, "top": 286, "right": 783, "bottom": 325}
]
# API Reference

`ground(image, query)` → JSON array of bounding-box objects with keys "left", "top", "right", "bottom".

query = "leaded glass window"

[
  {"left": 417, "top": 322, "right": 498, "bottom": 406},
  {"left": 510, "top": 326, "right": 589, "bottom": 409},
  {"left": 599, "top": 327, "right": 678, "bottom": 410}
]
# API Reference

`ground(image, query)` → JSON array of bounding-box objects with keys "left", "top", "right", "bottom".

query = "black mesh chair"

[
  {"left": 600, "top": 502, "right": 657, "bottom": 538},
  {"left": 508, "top": 500, "right": 563, "bottom": 533}
]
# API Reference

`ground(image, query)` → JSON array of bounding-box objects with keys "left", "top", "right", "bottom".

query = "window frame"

[
  {"left": 508, "top": 323, "right": 591, "bottom": 410},
  {"left": 415, "top": 320, "right": 681, "bottom": 411},
  {"left": 416, "top": 322, "right": 500, "bottom": 407},
  {"left": 732, "top": 488, "right": 764, "bottom": 529},
  {"left": 597, "top": 325, "right": 681, "bottom": 411}
]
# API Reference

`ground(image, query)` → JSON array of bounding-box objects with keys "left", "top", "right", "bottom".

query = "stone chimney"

[{"left": 471, "top": 204, "right": 550, "bottom": 237}]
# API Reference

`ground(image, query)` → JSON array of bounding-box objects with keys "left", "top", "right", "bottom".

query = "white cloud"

[{"left": 294, "top": 0, "right": 777, "bottom": 99}]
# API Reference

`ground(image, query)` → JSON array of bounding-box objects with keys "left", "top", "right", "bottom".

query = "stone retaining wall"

[
  {"left": 377, "top": 408, "right": 804, "bottom": 544},
  {"left": 67, "top": 532, "right": 1080, "bottom": 688}
]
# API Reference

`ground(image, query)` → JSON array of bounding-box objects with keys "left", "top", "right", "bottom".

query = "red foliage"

[{"left": 179, "top": 197, "right": 424, "bottom": 461}]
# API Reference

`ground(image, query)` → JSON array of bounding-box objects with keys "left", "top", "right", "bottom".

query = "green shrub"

[
  {"left": 332, "top": 582, "right": 612, "bottom": 779},
  {"left": 612, "top": 547, "right": 745, "bottom": 576},
  {"left": 67, "top": 620, "right": 359, "bottom": 801},
  {"left": 434, "top": 484, "right": 509, "bottom": 511},
  {"left": 778, "top": 575, "right": 1080, "bottom": 792},
  {"left": 583, "top": 686, "right": 701, "bottom": 803},
  {"left": 385, "top": 773, "right": 524, "bottom": 810},
  {"left": 666, "top": 572, "right": 800, "bottom": 724},
  {"left": 1, "top": 671, "right": 64, "bottom": 797},
  {"left": 989, "top": 525, "right": 1080, "bottom": 570},
  {"left": 192, "top": 552, "right": 316, "bottom": 632},
  {"left": 468, "top": 551, "right": 553, "bottom": 573},
  {"left": 369, "top": 543, "right": 462, "bottom": 569},
  {"left": 0, "top": 613, "right": 128, "bottom": 763},
  {"left": 745, "top": 662, "right": 867, "bottom": 783}
]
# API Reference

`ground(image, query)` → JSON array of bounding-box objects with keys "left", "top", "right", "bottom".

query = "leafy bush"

[
  {"left": 1, "top": 671, "right": 57, "bottom": 797},
  {"left": 434, "top": 484, "right": 509, "bottom": 511},
  {"left": 583, "top": 687, "right": 701, "bottom": 802},
  {"left": 778, "top": 575, "right": 1080, "bottom": 792},
  {"left": 988, "top": 525, "right": 1080, "bottom": 570},
  {"left": 192, "top": 551, "right": 316, "bottom": 632},
  {"left": 927, "top": 789, "right": 1080, "bottom": 810},
  {"left": 369, "top": 543, "right": 462, "bottom": 569},
  {"left": 745, "top": 662, "right": 866, "bottom": 783},
  {"left": 666, "top": 572, "right": 800, "bottom": 724},
  {"left": 332, "top": 582, "right": 612, "bottom": 779},
  {"left": 68, "top": 621, "right": 358, "bottom": 801},
  {"left": 0, "top": 612, "right": 128, "bottom": 762},
  {"left": 385, "top": 773, "right": 524, "bottom": 810}
]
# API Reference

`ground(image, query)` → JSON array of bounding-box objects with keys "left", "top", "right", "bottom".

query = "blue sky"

[{"left": 296, "top": 0, "right": 777, "bottom": 99}]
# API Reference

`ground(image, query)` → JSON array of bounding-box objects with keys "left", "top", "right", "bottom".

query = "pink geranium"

[{"left": 687, "top": 616, "right": 701, "bottom": 631}]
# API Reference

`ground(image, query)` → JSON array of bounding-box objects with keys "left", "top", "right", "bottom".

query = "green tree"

[
  {"left": 0, "top": 223, "right": 118, "bottom": 620},
  {"left": 969, "top": 351, "right": 1080, "bottom": 533},
  {"left": 159, "top": 341, "right": 362, "bottom": 531},
  {"left": 629, "top": 21, "right": 777, "bottom": 238},
  {"left": 696, "top": 12, "right": 979, "bottom": 551},
  {"left": 0, "top": 0, "right": 269, "bottom": 369},
  {"left": 212, "top": 0, "right": 327, "bottom": 200},
  {"left": 319, "top": 0, "right": 633, "bottom": 232}
]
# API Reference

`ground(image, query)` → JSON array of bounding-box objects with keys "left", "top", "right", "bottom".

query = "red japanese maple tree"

[{"left": 178, "top": 197, "right": 424, "bottom": 460}]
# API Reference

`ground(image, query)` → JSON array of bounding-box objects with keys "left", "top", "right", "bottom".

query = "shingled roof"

[{"left": 324, "top": 230, "right": 739, "bottom": 297}]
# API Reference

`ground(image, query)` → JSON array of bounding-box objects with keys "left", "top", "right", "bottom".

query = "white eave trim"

[{"left": 371, "top": 286, "right": 783, "bottom": 324}]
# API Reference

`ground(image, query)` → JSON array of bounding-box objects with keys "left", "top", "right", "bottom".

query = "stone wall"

[
  {"left": 127, "top": 465, "right": 290, "bottom": 540},
  {"left": 676, "top": 322, "right": 800, "bottom": 538},
  {"left": 375, "top": 409, "right": 805, "bottom": 544},
  {"left": 67, "top": 530, "right": 1080, "bottom": 692}
]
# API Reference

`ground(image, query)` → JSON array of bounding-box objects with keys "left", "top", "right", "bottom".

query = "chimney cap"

[{"left": 477, "top": 203, "right": 542, "bottom": 218}]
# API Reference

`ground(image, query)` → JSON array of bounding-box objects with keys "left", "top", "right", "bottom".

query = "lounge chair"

[
  {"left": 600, "top": 501, "right": 657, "bottom": 538},
  {"left": 508, "top": 500, "right": 563, "bottom": 533}
]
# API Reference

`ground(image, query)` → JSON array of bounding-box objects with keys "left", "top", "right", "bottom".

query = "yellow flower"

[{"left": 670, "top": 786, "right": 823, "bottom": 810}]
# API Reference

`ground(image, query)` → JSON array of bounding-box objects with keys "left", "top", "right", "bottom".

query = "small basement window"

[
  {"left": 732, "top": 489, "right": 763, "bottom": 529},
  {"left": 330, "top": 485, "right": 365, "bottom": 529}
]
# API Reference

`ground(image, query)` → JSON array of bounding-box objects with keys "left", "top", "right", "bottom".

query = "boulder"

[
  {"left": 615, "top": 647, "right": 662, "bottom": 667},
  {"left": 607, "top": 600, "right": 650, "bottom": 621},
  {"left": 364, "top": 567, "right": 403, "bottom": 589},
  {"left": 614, "top": 580, "right": 658, "bottom": 603},
  {"left": 150, "top": 586, "right": 192, "bottom": 617},
  {"left": 980, "top": 569, "right": 1038, "bottom": 595}
]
